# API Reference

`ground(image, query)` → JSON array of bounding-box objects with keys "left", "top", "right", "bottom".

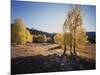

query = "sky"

[{"left": 11, "top": 1, "right": 96, "bottom": 33}]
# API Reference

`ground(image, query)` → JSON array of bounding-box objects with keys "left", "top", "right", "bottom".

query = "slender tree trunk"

[
  {"left": 62, "top": 44, "right": 67, "bottom": 56},
  {"left": 69, "top": 24, "right": 73, "bottom": 55},
  {"left": 70, "top": 43, "right": 73, "bottom": 55},
  {"left": 73, "top": 40, "right": 77, "bottom": 56},
  {"left": 70, "top": 33, "right": 73, "bottom": 55},
  {"left": 73, "top": 30, "right": 77, "bottom": 56}
]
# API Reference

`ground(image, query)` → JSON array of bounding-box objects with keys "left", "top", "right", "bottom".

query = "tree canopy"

[{"left": 11, "top": 18, "right": 33, "bottom": 44}]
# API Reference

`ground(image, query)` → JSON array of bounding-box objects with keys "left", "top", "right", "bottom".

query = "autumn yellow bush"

[
  {"left": 33, "top": 34, "right": 47, "bottom": 43},
  {"left": 54, "top": 33, "right": 64, "bottom": 44},
  {"left": 11, "top": 18, "right": 33, "bottom": 44}
]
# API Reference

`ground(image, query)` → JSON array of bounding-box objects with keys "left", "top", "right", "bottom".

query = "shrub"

[
  {"left": 33, "top": 34, "right": 47, "bottom": 43},
  {"left": 11, "top": 18, "right": 33, "bottom": 44}
]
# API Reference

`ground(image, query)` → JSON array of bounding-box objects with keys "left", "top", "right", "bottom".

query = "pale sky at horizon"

[{"left": 11, "top": 1, "right": 96, "bottom": 33}]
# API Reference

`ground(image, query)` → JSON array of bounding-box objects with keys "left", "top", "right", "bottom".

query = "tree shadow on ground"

[{"left": 11, "top": 54, "right": 95, "bottom": 74}]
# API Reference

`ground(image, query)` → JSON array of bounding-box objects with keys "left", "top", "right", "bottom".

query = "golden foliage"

[
  {"left": 63, "top": 6, "right": 88, "bottom": 50},
  {"left": 33, "top": 34, "right": 47, "bottom": 43},
  {"left": 25, "top": 30, "right": 33, "bottom": 43},
  {"left": 75, "top": 26, "right": 88, "bottom": 49},
  {"left": 54, "top": 33, "right": 64, "bottom": 44},
  {"left": 11, "top": 18, "right": 33, "bottom": 44}
]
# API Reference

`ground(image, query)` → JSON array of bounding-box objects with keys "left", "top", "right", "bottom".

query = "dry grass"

[
  {"left": 11, "top": 43, "right": 96, "bottom": 74},
  {"left": 11, "top": 43, "right": 95, "bottom": 61}
]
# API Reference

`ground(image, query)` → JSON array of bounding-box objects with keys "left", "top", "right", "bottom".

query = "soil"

[{"left": 11, "top": 43, "right": 96, "bottom": 74}]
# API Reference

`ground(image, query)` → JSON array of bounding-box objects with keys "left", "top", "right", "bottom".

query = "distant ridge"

[
  {"left": 27, "top": 28, "right": 55, "bottom": 37},
  {"left": 86, "top": 32, "right": 96, "bottom": 43},
  {"left": 27, "top": 28, "right": 96, "bottom": 43}
]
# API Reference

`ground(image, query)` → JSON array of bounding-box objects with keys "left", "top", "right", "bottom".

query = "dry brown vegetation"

[
  {"left": 11, "top": 43, "right": 95, "bottom": 61},
  {"left": 11, "top": 43, "right": 96, "bottom": 74}
]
